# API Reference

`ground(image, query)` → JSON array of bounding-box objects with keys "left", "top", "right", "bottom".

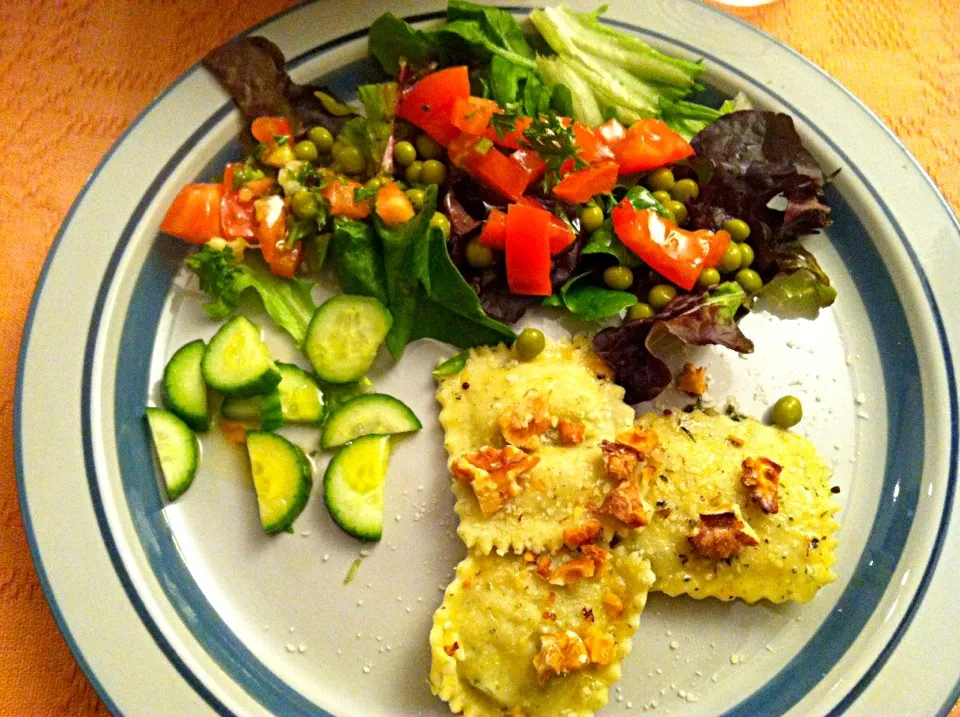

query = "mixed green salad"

[{"left": 147, "top": 2, "right": 835, "bottom": 539}]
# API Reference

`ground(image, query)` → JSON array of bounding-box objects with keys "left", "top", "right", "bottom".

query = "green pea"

[
  {"left": 817, "top": 283, "right": 838, "bottom": 307},
  {"left": 405, "top": 188, "right": 425, "bottom": 212},
  {"left": 420, "top": 159, "right": 447, "bottom": 186},
  {"left": 652, "top": 190, "right": 673, "bottom": 206},
  {"left": 364, "top": 176, "right": 383, "bottom": 195},
  {"left": 659, "top": 206, "right": 677, "bottom": 224},
  {"left": 393, "top": 140, "right": 417, "bottom": 167},
  {"left": 337, "top": 145, "right": 365, "bottom": 175},
  {"left": 723, "top": 218, "right": 751, "bottom": 242},
  {"left": 739, "top": 243, "right": 755, "bottom": 269},
  {"left": 466, "top": 240, "right": 495, "bottom": 269},
  {"left": 667, "top": 200, "right": 687, "bottom": 224},
  {"left": 735, "top": 268, "right": 763, "bottom": 293},
  {"left": 772, "top": 395, "right": 803, "bottom": 429},
  {"left": 626, "top": 302, "right": 655, "bottom": 321},
  {"left": 405, "top": 160, "right": 424, "bottom": 185},
  {"left": 307, "top": 126, "right": 334, "bottom": 153},
  {"left": 603, "top": 266, "right": 634, "bottom": 291},
  {"left": 416, "top": 133, "right": 444, "bottom": 160},
  {"left": 294, "top": 140, "right": 318, "bottom": 162},
  {"left": 648, "top": 283, "right": 677, "bottom": 311},
  {"left": 646, "top": 168, "right": 675, "bottom": 193},
  {"left": 580, "top": 205, "right": 604, "bottom": 233},
  {"left": 718, "top": 243, "right": 743, "bottom": 273},
  {"left": 671, "top": 178, "right": 699, "bottom": 202},
  {"left": 697, "top": 268, "right": 721, "bottom": 288},
  {"left": 291, "top": 189, "right": 318, "bottom": 219},
  {"left": 514, "top": 328, "right": 545, "bottom": 360},
  {"left": 429, "top": 212, "right": 451, "bottom": 239}
]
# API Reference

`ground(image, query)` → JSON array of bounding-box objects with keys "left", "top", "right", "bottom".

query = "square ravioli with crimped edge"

[
  {"left": 623, "top": 410, "right": 840, "bottom": 603},
  {"left": 436, "top": 338, "right": 636, "bottom": 554},
  {"left": 429, "top": 547, "right": 655, "bottom": 717}
]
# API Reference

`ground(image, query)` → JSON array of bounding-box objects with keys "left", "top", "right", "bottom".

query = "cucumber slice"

[
  {"left": 260, "top": 390, "right": 285, "bottom": 431},
  {"left": 220, "top": 364, "right": 323, "bottom": 428},
  {"left": 323, "top": 434, "right": 391, "bottom": 541},
  {"left": 321, "top": 393, "right": 421, "bottom": 449},
  {"left": 146, "top": 408, "right": 200, "bottom": 500},
  {"left": 202, "top": 316, "right": 281, "bottom": 397},
  {"left": 162, "top": 339, "right": 209, "bottom": 431},
  {"left": 220, "top": 395, "right": 262, "bottom": 422},
  {"left": 246, "top": 431, "right": 313, "bottom": 534},
  {"left": 305, "top": 295, "right": 392, "bottom": 384},
  {"left": 276, "top": 363, "right": 324, "bottom": 423}
]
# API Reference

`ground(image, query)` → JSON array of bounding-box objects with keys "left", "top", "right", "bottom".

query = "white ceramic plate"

[{"left": 16, "top": 2, "right": 960, "bottom": 715}]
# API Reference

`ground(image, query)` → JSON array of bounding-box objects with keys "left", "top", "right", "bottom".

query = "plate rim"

[{"left": 15, "top": 1, "right": 960, "bottom": 715}]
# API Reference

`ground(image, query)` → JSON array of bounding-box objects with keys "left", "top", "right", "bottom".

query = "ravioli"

[
  {"left": 429, "top": 547, "right": 655, "bottom": 717},
  {"left": 436, "top": 337, "right": 634, "bottom": 458},
  {"left": 436, "top": 338, "right": 636, "bottom": 554},
  {"left": 623, "top": 410, "right": 840, "bottom": 603}
]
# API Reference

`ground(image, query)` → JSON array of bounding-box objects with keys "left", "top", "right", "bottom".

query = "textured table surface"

[{"left": 1, "top": 1, "right": 957, "bottom": 714}]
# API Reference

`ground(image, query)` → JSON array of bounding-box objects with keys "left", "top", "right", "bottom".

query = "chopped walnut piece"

[
  {"left": 599, "top": 480, "right": 649, "bottom": 528},
  {"left": 498, "top": 390, "right": 551, "bottom": 449},
  {"left": 600, "top": 440, "right": 641, "bottom": 483},
  {"left": 741, "top": 457, "right": 783, "bottom": 514},
  {"left": 580, "top": 545, "right": 610, "bottom": 577},
  {"left": 602, "top": 592, "right": 624, "bottom": 616},
  {"left": 450, "top": 445, "right": 540, "bottom": 516},
  {"left": 614, "top": 426, "right": 660, "bottom": 459},
  {"left": 688, "top": 504, "right": 759, "bottom": 560},
  {"left": 557, "top": 418, "right": 586, "bottom": 445},
  {"left": 677, "top": 362, "right": 708, "bottom": 396},
  {"left": 533, "top": 631, "right": 589, "bottom": 684},
  {"left": 581, "top": 624, "right": 616, "bottom": 666},
  {"left": 547, "top": 557, "right": 596, "bottom": 586},
  {"left": 536, "top": 557, "right": 553, "bottom": 579},
  {"left": 563, "top": 518, "right": 603, "bottom": 548},
  {"left": 443, "top": 641, "right": 460, "bottom": 657}
]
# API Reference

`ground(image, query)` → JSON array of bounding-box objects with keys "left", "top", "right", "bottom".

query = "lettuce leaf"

[
  {"left": 592, "top": 283, "right": 753, "bottom": 403},
  {"left": 185, "top": 247, "right": 317, "bottom": 347}
]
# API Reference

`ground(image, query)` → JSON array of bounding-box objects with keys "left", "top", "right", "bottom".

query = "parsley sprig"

[{"left": 491, "top": 107, "right": 587, "bottom": 192}]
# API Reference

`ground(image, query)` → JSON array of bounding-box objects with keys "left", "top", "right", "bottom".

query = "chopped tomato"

[
  {"left": 571, "top": 122, "right": 615, "bottom": 164},
  {"left": 552, "top": 161, "right": 619, "bottom": 204},
  {"left": 160, "top": 183, "right": 223, "bottom": 244},
  {"left": 510, "top": 147, "right": 547, "bottom": 185},
  {"left": 478, "top": 209, "right": 507, "bottom": 250},
  {"left": 237, "top": 177, "right": 276, "bottom": 203},
  {"left": 251, "top": 117, "right": 292, "bottom": 144},
  {"left": 611, "top": 201, "right": 730, "bottom": 290},
  {"left": 219, "top": 164, "right": 256, "bottom": 239},
  {"left": 596, "top": 118, "right": 626, "bottom": 147},
  {"left": 481, "top": 202, "right": 573, "bottom": 255},
  {"left": 451, "top": 96, "right": 500, "bottom": 136},
  {"left": 484, "top": 115, "right": 533, "bottom": 150},
  {"left": 506, "top": 203, "right": 552, "bottom": 296},
  {"left": 447, "top": 133, "right": 532, "bottom": 201},
  {"left": 397, "top": 66, "right": 470, "bottom": 145},
  {"left": 375, "top": 182, "right": 415, "bottom": 226},
  {"left": 321, "top": 173, "right": 372, "bottom": 219},
  {"left": 613, "top": 119, "right": 694, "bottom": 174},
  {"left": 254, "top": 196, "right": 300, "bottom": 278}
]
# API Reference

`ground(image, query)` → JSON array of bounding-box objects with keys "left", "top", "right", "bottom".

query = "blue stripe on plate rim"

[{"left": 14, "top": 3, "right": 958, "bottom": 717}]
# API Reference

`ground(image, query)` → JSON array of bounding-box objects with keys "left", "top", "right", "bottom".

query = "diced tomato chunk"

[
  {"left": 478, "top": 209, "right": 507, "bottom": 250},
  {"left": 596, "top": 118, "right": 626, "bottom": 147},
  {"left": 611, "top": 201, "right": 729, "bottom": 290},
  {"left": 251, "top": 117, "right": 292, "bottom": 144},
  {"left": 375, "top": 182, "right": 415, "bottom": 227},
  {"left": 321, "top": 173, "right": 371, "bottom": 219},
  {"left": 160, "top": 183, "right": 224, "bottom": 244},
  {"left": 448, "top": 133, "right": 534, "bottom": 202},
  {"left": 254, "top": 196, "right": 300, "bottom": 278},
  {"left": 451, "top": 96, "right": 500, "bottom": 136},
  {"left": 613, "top": 119, "right": 694, "bottom": 174},
  {"left": 511, "top": 148, "right": 547, "bottom": 185},
  {"left": 506, "top": 204, "right": 552, "bottom": 296},
  {"left": 552, "top": 161, "right": 619, "bottom": 204},
  {"left": 397, "top": 66, "right": 470, "bottom": 145},
  {"left": 571, "top": 122, "right": 615, "bottom": 164}
]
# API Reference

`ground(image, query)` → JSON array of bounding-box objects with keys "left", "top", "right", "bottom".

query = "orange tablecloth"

[{"left": 2, "top": 1, "right": 957, "bottom": 714}]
